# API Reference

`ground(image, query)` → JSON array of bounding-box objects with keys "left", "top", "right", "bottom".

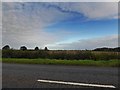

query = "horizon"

[
  {"left": 2, "top": 2, "right": 118, "bottom": 50},
  {"left": 2, "top": 45, "right": 119, "bottom": 51}
]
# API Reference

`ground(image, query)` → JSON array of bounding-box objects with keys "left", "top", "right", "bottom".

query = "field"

[
  {"left": 2, "top": 58, "right": 120, "bottom": 67},
  {"left": 2, "top": 49, "right": 120, "bottom": 67},
  {"left": 2, "top": 50, "right": 119, "bottom": 60}
]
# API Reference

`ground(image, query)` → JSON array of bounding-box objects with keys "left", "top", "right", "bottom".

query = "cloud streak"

[
  {"left": 2, "top": 0, "right": 119, "bottom": 2},
  {"left": 2, "top": 2, "right": 72, "bottom": 48},
  {"left": 49, "top": 35, "right": 118, "bottom": 50},
  {"left": 47, "top": 2, "right": 118, "bottom": 20}
]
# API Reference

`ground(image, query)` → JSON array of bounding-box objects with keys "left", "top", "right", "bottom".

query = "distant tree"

[
  {"left": 35, "top": 47, "right": 39, "bottom": 50},
  {"left": 20, "top": 46, "right": 27, "bottom": 51},
  {"left": 44, "top": 47, "right": 48, "bottom": 51},
  {"left": 2, "top": 45, "right": 10, "bottom": 50},
  {"left": 93, "top": 47, "right": 120, "bottom": 52},
  {"left": 93, "top": 47, "right": 109, "bottom": 51},
  {"left": 113, "top": 47, "right": 120, "bottom": 52}
]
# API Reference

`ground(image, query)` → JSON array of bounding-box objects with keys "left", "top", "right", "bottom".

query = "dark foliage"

[
  {"left": 2, "top": 49, "right": 119, "bottom": 60},
  {"left": 44, "top": 47, "right": 48, "bottom": 51},
  {"left": 93, "top": 47, "right": 120, "bottom": 52},
  {"left": 20, "top": 46, "right": 27, "bottom": 51},
  {"left": 2, "top": 45, "right": 119, "bottom": 60},
  {"left": 35, "top": 47, "right": 39, "bottom": 50},
  {"left": 2, "top": 45, "right": 10, "bottom": 50}
]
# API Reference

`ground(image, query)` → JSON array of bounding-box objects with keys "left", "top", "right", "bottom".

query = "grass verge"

[
  {"left": 2, "top": 58, "right": 120, "bottom": 67},
  {"left": 0, "top": 58, "right": 2, "bottom": 62}
]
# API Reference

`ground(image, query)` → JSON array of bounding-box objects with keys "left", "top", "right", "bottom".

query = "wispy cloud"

[
  {"left": 48, "top": 35, "right": 118, "bottom": 50},
  {"left": 2, "top": 2, "right": 72, "bottom": 48},
  {"left": 47, "top": 2, "right": 118, "bottom": 20},
  {"left": 2, "top": 0, "right": 119, "bottom": 2}
]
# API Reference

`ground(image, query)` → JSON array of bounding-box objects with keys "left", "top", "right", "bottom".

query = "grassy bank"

[
  {"left": 0, "top": 58, "right": 1, "bottom": 62},
  {"left": 2, "top": 58, "right": 120, "bottom": 67}
]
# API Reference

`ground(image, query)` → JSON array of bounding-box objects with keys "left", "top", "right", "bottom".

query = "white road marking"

[{"left": 37, "top": 79, "right": 116, "bottom": 88}]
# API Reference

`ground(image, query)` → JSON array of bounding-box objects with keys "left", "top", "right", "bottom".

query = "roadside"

[{"left": 2, "top": 58, "right": 120, "bottom": 67}]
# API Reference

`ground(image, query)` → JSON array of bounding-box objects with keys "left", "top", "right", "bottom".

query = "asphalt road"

[
  {"left": 0, "top": 63, "right": 2, "bottom": 89},
  {"left": 2, "top": 63, "right": 119, "bottom": 89}
]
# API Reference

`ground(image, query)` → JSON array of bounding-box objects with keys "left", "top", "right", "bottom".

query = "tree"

[
  {"left": 20, "top": 46, "right": 27, "bottom": 51},
  {"left": 44, "top": 47, "right": 48, "bottom": 51},
  {"left": 2, "top": 45, "right": 10, "bottom": 50},
  {"left": 35, "top": 47, "right": 39, "bottom": 50}
]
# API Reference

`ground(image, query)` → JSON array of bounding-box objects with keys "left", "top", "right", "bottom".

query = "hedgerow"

[{"left": 2, "top": 50, "right": 119, "bottom": 60}]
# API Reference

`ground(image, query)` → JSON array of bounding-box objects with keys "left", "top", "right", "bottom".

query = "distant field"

[{"left": 2, "top": 58, "right": 120, "bottom": 67}]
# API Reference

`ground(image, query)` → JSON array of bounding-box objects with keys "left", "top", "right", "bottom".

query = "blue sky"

[{"left": 2, "top": 2, "right": 118, "bottom": 50}]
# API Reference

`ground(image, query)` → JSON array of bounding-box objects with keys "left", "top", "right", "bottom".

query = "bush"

[{"left": 2, "top": 45, "right": 10, "bottom": 50}]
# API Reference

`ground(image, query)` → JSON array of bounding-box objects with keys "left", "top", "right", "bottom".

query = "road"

[
  {"left": 0, "top": 63, "right": 2, "bottom": 90},
  {"left": 2, "top": 63, "right": 119, "bottom": 89}
]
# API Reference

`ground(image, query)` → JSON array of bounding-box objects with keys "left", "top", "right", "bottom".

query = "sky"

[{"left": 2, "top": 2, "right": 118, "bottom": 50}]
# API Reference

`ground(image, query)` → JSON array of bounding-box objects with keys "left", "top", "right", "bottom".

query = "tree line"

[
  {"left": 2, "top": 45, "right": 120, "bottom": 52},
  {"left": 2, "top": 45, "right": 120, "bottom": 60},
  {"left": 2, "top": 45, "right": 48, "bottom": 51}
]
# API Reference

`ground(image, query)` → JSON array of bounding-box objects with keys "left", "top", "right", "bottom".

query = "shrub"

[
  {"left": 20, "top": 46, "right": 27, "bottom": 51},
  {"left": 2, "top": 45, "right": 10, "bottom": 50}
]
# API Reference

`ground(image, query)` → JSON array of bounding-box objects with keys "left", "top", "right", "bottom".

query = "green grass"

[
  {"left": 0, "top": 58, "right": 2, "bottom": 62},
  {"left": 2, "top": 58, "right": 120, "bottom": 67}
]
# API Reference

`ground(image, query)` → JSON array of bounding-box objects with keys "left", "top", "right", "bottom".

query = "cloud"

[
  {"left": 2, "top": 2, "right": 118, "bottom": 49},
  {"left": 47, "top": 2, "right": 118, "bottom": 20},
  {"left": 2, "top": 0, "right": 120, "bottom": 2},
  {"left": 0, "top": 2, "right": 2, "bottom": 49},
  {"left": 2, "top": 2, "right": 72, "bottom": 28},
  {"left": 2, "top": 2, "right": 73, "bottom": 49},
  {"left": 2, "top": 2, "right": 87, "bottom": 49},
  {"left": 49, "top": 35, "right": 118, "bottom": 50},
  {"left": 78, "top": 2, "right": 118, "bottom": 20}
]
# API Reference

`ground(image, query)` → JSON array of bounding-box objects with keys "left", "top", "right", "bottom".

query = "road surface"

[{"left": 2, "top": 63, "right": 119, "bottom": 89}]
